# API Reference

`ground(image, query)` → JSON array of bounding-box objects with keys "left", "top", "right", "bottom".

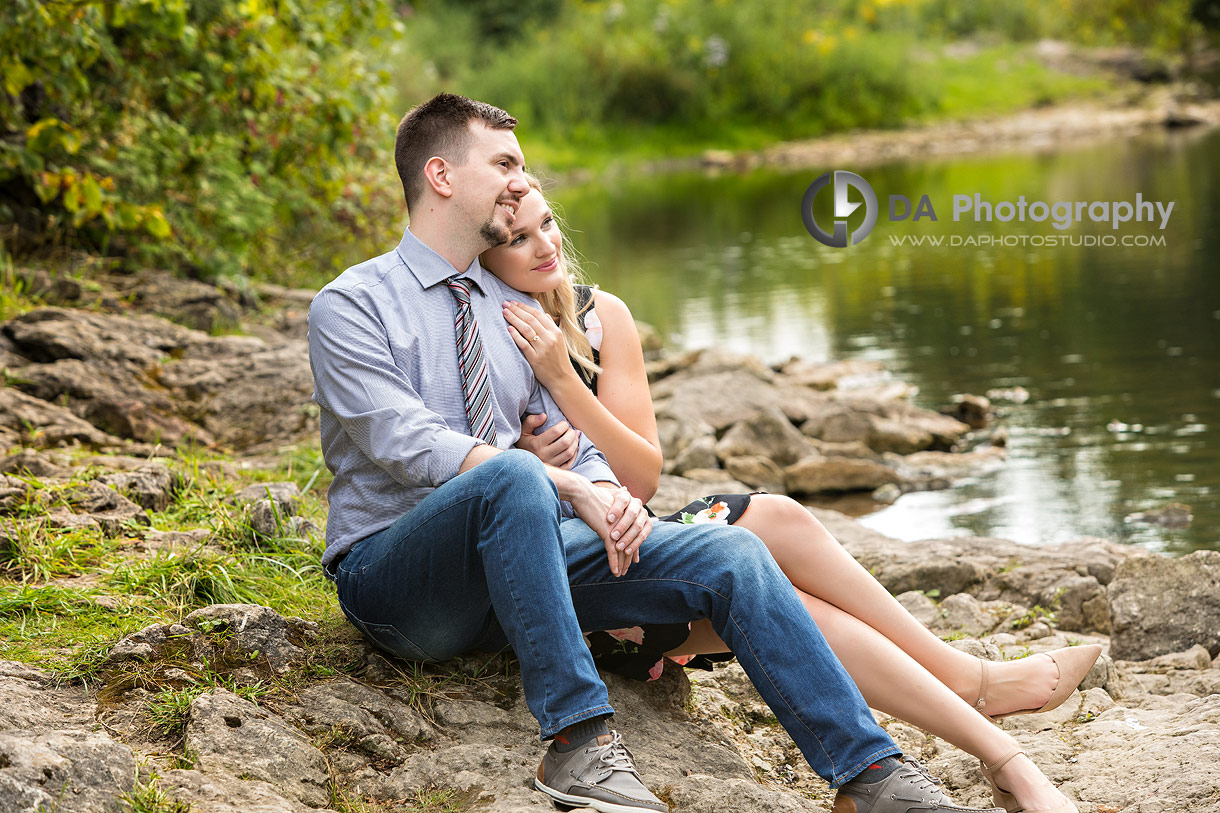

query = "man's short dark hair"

[{"left": 395, "top": 93, "right": 517, "bottom": 213}]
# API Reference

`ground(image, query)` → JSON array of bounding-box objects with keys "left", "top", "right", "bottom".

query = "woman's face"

[{"left": 481, "top": 188, "right": 564, "bottom": 294}]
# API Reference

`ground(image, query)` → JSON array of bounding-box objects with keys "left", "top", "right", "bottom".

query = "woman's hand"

[
  {"left": 503, "top": 301, "right": 577, "bottom": 390},
  {"left": 567, "top": 481, "right": 650, "bottom": 577},
  {"left": 515, "top": 413, "right": 580, "bottom": 469}
]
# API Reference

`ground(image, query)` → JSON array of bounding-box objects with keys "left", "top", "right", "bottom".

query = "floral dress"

[{"left": 573, "top": 285, "right": 754, "bottom": 681}]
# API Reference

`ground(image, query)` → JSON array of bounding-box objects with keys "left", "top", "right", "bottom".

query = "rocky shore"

[{"left": 1, "top": 272, "right": 1218, "bottom": 812}]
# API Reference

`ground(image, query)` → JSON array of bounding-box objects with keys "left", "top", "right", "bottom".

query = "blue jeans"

[{"left": 333, "top": 450, "right": 898, "bottom": 786}]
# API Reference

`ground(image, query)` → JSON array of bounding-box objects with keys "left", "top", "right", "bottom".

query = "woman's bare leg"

[
  {"left": 671, "top": 595, "right": 1071, "bottom": 811},
  {"left": 733, "top": 495, "right": 1061, "bottom": 717}
]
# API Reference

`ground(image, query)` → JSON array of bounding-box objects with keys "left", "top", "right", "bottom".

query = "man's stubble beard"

[{"left": 479, "top": 217, "right": 509, "bottom": 249}]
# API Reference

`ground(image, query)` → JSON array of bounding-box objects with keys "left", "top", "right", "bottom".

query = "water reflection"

[{"left": 554, "top": 127, "right": 1220, "bottom": 555}]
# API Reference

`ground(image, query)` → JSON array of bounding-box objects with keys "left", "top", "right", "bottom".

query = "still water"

[{"left": 552, "top": 127, "right": 1220, "bottom": 556}]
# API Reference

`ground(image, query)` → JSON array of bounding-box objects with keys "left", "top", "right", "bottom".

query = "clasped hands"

[{"left": 569, "top": 481, "right": 651, "bottom": 578}]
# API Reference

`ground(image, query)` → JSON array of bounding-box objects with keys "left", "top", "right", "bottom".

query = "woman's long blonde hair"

[{"left": 523, "top": 174, "right": 602, "bottom": 382}]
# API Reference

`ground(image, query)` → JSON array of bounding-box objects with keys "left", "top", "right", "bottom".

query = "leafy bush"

[{"left": 0, "top": 0, "right": 403, "bottom": 277}]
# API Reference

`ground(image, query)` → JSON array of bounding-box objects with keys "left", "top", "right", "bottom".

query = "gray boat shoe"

[
  {"left": 534, "top": 730, "right": 667, "bottom": 813},
  {"left": 833, "top": 756, "right": 1006, "bottom": 813}
]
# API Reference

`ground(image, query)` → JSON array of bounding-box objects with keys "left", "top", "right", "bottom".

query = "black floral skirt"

[{"left": 584, "top": 493, "right": 756, "bottom": 682}]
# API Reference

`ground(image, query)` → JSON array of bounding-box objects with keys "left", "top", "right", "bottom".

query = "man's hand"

[
  {"left": 564, "top": 479, "right": 651, "bottom": 577},
  {"left": 515, "top": 413, "right": 580, "bottom": 469}
]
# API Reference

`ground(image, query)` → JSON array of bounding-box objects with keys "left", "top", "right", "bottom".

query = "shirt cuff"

[
  {"left": 571, "top": 457, "right": 619, "bottom": 488},
  {"left": 427, "top": 429, "right": 485, "bottom": 485}
]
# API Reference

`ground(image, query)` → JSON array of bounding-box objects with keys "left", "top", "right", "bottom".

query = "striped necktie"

[{"left": 445, "top": 276, "right": 498, "bottom": 446}]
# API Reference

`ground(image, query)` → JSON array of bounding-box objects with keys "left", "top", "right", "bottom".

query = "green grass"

[
  {"left": 118, "top": 773, "right": 193, "bottom": 813},
  {"left": 514, "top": 40, "right": 1116, "bottom": 173},
  {"left": 0, "top": 445, "right": 334, "bottom": 678}
]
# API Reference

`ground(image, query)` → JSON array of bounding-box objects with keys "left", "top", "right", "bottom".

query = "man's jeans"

[{"left": 333, "top": 450, "right": 898, "bottom": 787}]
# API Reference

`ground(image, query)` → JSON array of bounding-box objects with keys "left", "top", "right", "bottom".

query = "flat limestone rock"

[
  {"left": 185, "top": 689, "right": 330, "bottom": 808},
  {"left": 0, "top": 729, "right": 135, "bottom": 813},
  {"left": 159, "top": 769, "right": 319, "bottom": 813}
]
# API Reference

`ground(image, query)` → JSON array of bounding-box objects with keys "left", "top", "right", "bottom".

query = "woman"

[{"left": 481, "top": 179, "right": 1098, "bottom": 813}]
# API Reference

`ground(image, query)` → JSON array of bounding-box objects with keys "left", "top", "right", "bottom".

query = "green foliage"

[
  {"left": 0, "top": 0, "right": 403, "bottom": 277},
  {"left": 1011, "top": 604, "right": 1057, "bottom": 630},
  {"left": 396, "top": 0, "right": 1190, "bottom": 171}
]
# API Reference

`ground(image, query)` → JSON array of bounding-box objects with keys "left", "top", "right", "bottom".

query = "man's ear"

[{"left": 422, "top": 156, "right": 453, "bottom": 198}]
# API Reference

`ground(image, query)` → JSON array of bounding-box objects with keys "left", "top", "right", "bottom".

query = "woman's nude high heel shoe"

[
  {"left": 973, "top": 644, "right": 1102, "bottom": 721},
  {"left": 980, "top": 750, "right": 1078, "bottom": 813}
]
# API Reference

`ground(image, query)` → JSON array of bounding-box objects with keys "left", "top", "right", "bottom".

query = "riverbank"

[
  {"left": 553, "top": 78, "right": 1220, "bottom": 184},
  {"left": 1, "top": 282, "right": 1218, "bottom": 811}
]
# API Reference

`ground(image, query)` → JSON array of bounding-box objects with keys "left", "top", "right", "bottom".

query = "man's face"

[{"left": 449, "top": 122, "right": 528, "bottom": 249}]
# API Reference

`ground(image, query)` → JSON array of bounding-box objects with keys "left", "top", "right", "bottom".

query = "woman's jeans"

[{"left": 333, "top": 450, "right": 897, "bottom": 787}]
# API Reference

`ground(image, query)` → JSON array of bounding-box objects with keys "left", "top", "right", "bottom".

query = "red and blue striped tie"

[{"left": 446, "top": 277, "right": 498, "bottom": 446}]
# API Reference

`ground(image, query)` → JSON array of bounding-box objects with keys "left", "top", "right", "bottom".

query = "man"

[{"left": 308, "top": 93, "right": 1002, "bottom": 813}]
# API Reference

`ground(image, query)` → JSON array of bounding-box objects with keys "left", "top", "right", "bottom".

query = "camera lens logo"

[{"left": 802, "top": 170, "right": 878, "bottom": 247}]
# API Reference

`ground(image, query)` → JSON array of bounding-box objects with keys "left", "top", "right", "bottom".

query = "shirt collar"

[{"left": 395, "top": 226, "right": 491, "bottom": 293}]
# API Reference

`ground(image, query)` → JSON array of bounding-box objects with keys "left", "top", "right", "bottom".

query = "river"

[{"left": 552, "top": 125, "right": 1220, "bottom": 556}]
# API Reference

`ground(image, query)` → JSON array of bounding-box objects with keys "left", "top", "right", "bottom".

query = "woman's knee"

[{"left": 746, "top": 495, "right": 841, "bottom": 549}]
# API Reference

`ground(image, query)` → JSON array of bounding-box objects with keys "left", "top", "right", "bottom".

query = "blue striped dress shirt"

[{"left": 308, "top": 226, "right": 619, "bottom": 567}]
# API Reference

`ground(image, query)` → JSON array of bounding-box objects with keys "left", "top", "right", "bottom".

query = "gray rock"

[
  {"left": 714, "top": 408, "right": 816, "bottom": 467},
  {"left": 0, "top": 387, "right": 120, "bottom": 449},
  {"left": 60, "top": 480, "right": 149, "bottom": 535},
  {"left": 185, "top": 689, "right": 329, "bottom": 807},
  {"left": 938, "top": 593, "right": 998, "bottom": 636},
  {"left": 774, "top": 358, "right": 885, "bottom": 391},
  {"left": 160, "top": 768, "right": 315, "bottom": 813},
  {"left": 233, "top": 481, "right": 300, "bottom": 509},
  {"left": 0, "top": 730, "right": 135, "bottom": 813},
  {"left": 651, "top": 370, "right": 829, "bottom": 430},
  {"left": 0, "top": 666, "right": 94, "bottom": 732},
  {"left": 784, "top": 455, "right": 900, "bottom": 495},
  {"left": 656, "top": 413, "right": 717, "bottom": 474},
  {"left": 130, "top": 273, "right": 241, "bottom": 332},
  {"left": 650, "top": 474, "right": 751, "bottom": 517},
  {"left": 9, "top": 357, "right": 208, "bottom": 446},
  {"left": 1145, "top": 644, "right": 1213, "bottom": 671},
  {"left": 723, "top": 455, "right": 786, "bottom": 494},
  {"left": 1068, "top": 693, "right": 1220, "bottom": 812},
  {"left": 872, "top": 482, "right": 903, "bottom": 504},
  {"left": 942, "top": 393, "right": 990, "bottom": 429},
  {"left": 895, "top": 591, "right": 939, "bottom": 627},
  {"left": 1109, "top": 550, "right": 1220, "bottom": 660},
  {"left": 107, "top": 604, "right": 316, "bottom": 680},
  {"left": 671, "top": 435, "right": 720, "bottom": 475},
  {"left": 888, "top": 447, "right": 1006, "bottom": 490},
  {"left": 0, "top": 448, "right": 77, "bottom": 478},
  {"left": 1124, "top": 502, "right": 1193, "bottom": 528},
  {"left": 98, "top": 462, "right": 176, "bottom": 511},
  {"left": 2, "top": 307, "right": 197, "bottom": 367},
  {"left": 157, "top": 342, "right": 316, "bottom": 450},
  {"left": 182, "top": 604, "right": 316, "bottom": 676},
  {"left": 280, "top": 677, "right": 437, "bottom": 761}
]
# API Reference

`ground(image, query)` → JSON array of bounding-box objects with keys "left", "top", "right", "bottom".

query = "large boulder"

[{"left": 1109, "top": 550, "right": 1220, "bottom": 660}]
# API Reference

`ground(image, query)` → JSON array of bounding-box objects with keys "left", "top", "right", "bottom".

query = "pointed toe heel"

[{"left": 975, "top": 644, "right": 1103, "bottom": 721}]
